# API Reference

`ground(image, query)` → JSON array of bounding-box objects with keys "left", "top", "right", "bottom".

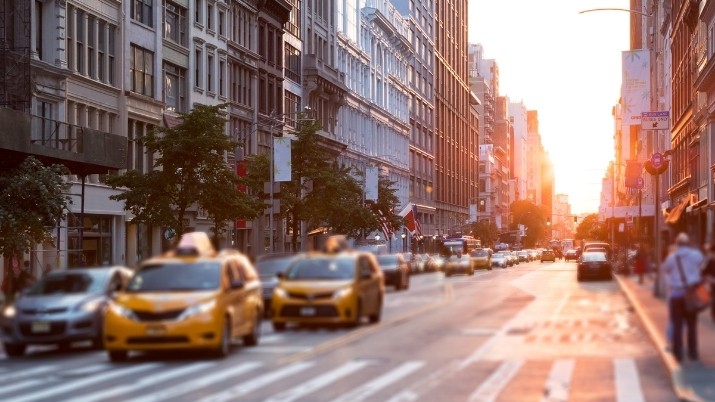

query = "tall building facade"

[
  {"left": 434, "top": 0, "right": 473, "bottom": 235},
  {"left": 526, "top": 110, "right": 544, "bottom": 205},
  {"left": 510, "top": 100, "right": 528, "bottom": 201}
]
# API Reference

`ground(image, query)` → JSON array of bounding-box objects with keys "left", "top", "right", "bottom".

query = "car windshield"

[
  {"left": 285, "top": 257, "right": 355, "bottom": 280},
  {"left": 255, "top": 257, "right": 296, "bottom": 277},
  {"left": 471, "top": 249, "right": 489, "bottom": 257},
  {"left": 581, "top": 252, "right": 607, "bottom": 262},
  {"left": 26, "top": 271, "right": 110, "bottom": 295},
  {"left": 126, "top": 262, "right": 221, "bottom": 292}
]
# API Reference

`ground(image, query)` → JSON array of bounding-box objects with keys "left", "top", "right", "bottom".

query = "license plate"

[
  {"left": 146, "top": 325, "right": 167, "bottom": 336},
  {"left": 300, "top": 307, "right": 316, "bottom": 316},
  {"left": 31, "top": 321, "right": 50, "bottom": 333}
]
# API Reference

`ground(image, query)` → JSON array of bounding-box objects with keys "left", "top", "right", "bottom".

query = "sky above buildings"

[{"left": 468, "top": 0, "right": 631, "bottom": 215}]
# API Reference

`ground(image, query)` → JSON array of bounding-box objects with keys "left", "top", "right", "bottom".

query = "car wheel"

[
  {"left": 368, "top": 298, "right": 382, "bottom": 324},
  {"left": 4, "top": 343, "right": 26, "bottom": 357},
  {"left": 242, "top": 311, "right": 261, "bottom": 347},
  {"left": 349, "top": 302, "right": 362, "bottom": 328},
  {"left": 215, "top": 317, "right": 232, "bottom": 358},
  {"left": 272, "top": 321, "right": 286, "bottom": 332},
  {"left": 469, "top": 268, "right": 474, "bottom": 276},
  {"left": 403, "top": 273, "right": 410, "bottom": 290},
  {"left": 108, "top": 350, "right": 128, "bottom": 362}
]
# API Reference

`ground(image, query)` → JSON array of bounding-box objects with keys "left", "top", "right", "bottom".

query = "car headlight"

[
  {"left": 273, "top": 287, "right": 288, "bottom": 298},
  {"left": 177, "top": 300, "right": 216, "bottom": 321},
  {"left": 78, "top": 298, "right": 103, "bottom": 313},
  {"left": 108, "top": 301, "right": 137, "bottom": 321},
  {"left": 332, "top": 287, "right": 352, "bottom": 299},
  {"left": 2, "top": 305, "right": 16, "bottom": 318}
]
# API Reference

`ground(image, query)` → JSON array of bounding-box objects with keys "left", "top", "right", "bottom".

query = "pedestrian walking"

[
  {"left": 702, "top": 243, "right": 715, "bottom": 322},
  {"left": 661, "top": 232, "right": 705, "bottom": 362},
  {"left": 634, "top": 244, "right": 648, "bottom": 284}
]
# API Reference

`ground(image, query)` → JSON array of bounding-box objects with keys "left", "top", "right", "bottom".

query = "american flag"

[
  {"left": 376, "top": 209, "right": 392, "bottom": 240},
  {"left": 413, "top": 205, "right": 423, "bottom": 236}
]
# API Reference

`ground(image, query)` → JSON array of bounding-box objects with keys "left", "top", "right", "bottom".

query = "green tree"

[
  {"left": 0, "top": 157, "right": 71, "bottom": 300},
  {"left": 105, "top": 104, "right": 264, "bottom": 244},
  {"left": 509, "top": 199, "right": 550, "bottom": 247},
  {"left": 470, "top": 219, "right": 499, "bottom": 248},
  {"left": 575, "top": 213, "right": 608, "bottom": 242}
]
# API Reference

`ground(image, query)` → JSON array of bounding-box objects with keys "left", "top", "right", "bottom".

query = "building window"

[
  {"left": 163, "top": 62, "right": 186, "bottom": 112},
  {"left": 76, "top": 10, "right": 84, "bottom": 74},
  {"left": 127, "top": 119, "right": 155, "bottom": 173},
  {"left": 218, "top": 10, "right": 225, "bottom": 36},
  {"left": 195, "top": 0, "right": 203, "bottom": 24},
  {"left": 34, "top": 0, "right": 43, "bottom": 60},
  {"left": 219, "top": 59, "right": 225, "bottom": 97},
  {"left": 130, "top": 45, "right": 154, "bottom": 97},
  {"left": 164, "top": 1, "right": 187, "bottom": 47},
  {"left": 131, "top": 0, "right": 154, "bottom": 27},
  {"left": 207, "top": 2, "right": 214, "bottom": 31},
  {"left": 207, "top": 53, "right": 214, "bottom": 93},
  {"left": 194, "top": 47, "right": 203, "bottom": 88},
  {"left": 285, "top": 43, "right": 300, "bottom": 83},
  {"left": 284, "top": 92, "right": 300, "bottom": 128},
  {"left": 66, "top": 6, "right": 116, "bottom": 85},
  {"left": 87, "top": 15, "right": 95, "bottom": 78}
]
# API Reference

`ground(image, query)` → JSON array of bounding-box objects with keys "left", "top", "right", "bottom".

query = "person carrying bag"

[
  {"left": 661, "top": 232, "right": 704, "bottom": 362},
  {"left": 676, "top": 256, "right": 711, "bottom": 314}
]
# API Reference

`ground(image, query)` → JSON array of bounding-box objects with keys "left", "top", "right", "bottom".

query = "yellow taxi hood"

[
  {"left": 114, "top": 291, "right": 218, "bottom": 311},
  {"left": 277, "top": 280, "right": 353, "bottom": 293}
]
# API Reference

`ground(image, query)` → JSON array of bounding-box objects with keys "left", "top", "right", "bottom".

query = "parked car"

[
  {"left": 491, "top": 252, "right": 509, "bottom": 268},
  {"left": 376, "top": 254, "right": 410, "bottom": 290},
  {"left": 271, "top": 251, "right": 384, "bottom": 330},
  {"left": 564, "top": 249, "right": 579, "bottom": 261},
  {"left": 254, "top": 253, "right": 305, "bottom": 317},
  {"left": 516, "top": 250, "right": 530, "bottom": 263},
  {"left": 444, "top": 254, "right": 474, "bottom": 276},
  {"left": 577, "top": 251, "right": 613, "bottom": 281},
  {"left": 469, "top": 248, "right": 492, "bottom": 271},
  {"left": 541, "top": 249, "right": 556, "bottom": 262},
  {"left": 104, "top": 232, "right": 264, "bottom": 361},
  {"left": 0, "top": 266, "right": 133, "bottom": 357}
]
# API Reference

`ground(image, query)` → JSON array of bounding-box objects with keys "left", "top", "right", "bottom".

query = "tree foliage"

[
  {"left": 0, "top": 156, "right": 71, "bottom": 257},
  {"left": 575, "top": 213, "right": 608, "bottom": 242},
  {"left": 243, "top": 117, "right": 402, "bottom": 248},
  {"left": 105, "top": 104, "right": 264, "bottom": 243},
  {"left": 469, "top": 219, "right": 499, "bottom": 248},
  {"left": 508, "top": 199, "right": 550, "bottom": 247}
]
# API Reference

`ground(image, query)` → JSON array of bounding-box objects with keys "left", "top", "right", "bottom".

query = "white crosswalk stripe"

[
  {"left": 196, "top": 361, "right": 316, "bottom": 402},
  {"left": 330, "top": 361, "right": 426, "bottom": 402},
  {"left": 468, "top": 360, "right": 525, "bottom": 402},
  {"left": 0, "top": 363, "right": 114, "bottom": 398},
  {"left": 264, "top": 360, "right": 375, "bottom": 402},
  {"left": 66, "top": 362, "right": 216, "bottom": 402},
  {"left": 123, "top": 361, "right": 263, "bottom": 402},
  {"left": 540, "top": 359, "right": 575, "bottom": 402},
  {"left": 8, "top": 363, "right": 162, "bottom": 402},
  {"left": 614, "top": 358, "right": 646, "bottom": 402}
]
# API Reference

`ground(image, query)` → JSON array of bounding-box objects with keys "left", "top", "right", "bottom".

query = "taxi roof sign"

[{"left": 174, "top": 231, "right": 215, "bottom": 256}]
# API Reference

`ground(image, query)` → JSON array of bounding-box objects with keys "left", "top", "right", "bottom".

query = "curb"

[{"left": 614, "top": 274, "right": 702, "bottom": 402}]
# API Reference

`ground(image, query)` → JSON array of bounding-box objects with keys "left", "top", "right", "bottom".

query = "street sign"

[
  {"left": 651, "top": 152, "right": 663, "bottom": 169},
  {"left": 636, "top": 176, "right": 644, "bottom": 189},
  {"left": 641, "top": 111, "right": 669, "bottom": 130}
]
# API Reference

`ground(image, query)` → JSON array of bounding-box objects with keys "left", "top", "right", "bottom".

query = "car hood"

[
  {"left": 16, "top": 293, "right": 103, "bottom": 311},
  {"left": 114, "top": 291, "right": 218, "bottom": 311},
  {"left": 277, "top": 280, "right": 353, "bottom": 294}
]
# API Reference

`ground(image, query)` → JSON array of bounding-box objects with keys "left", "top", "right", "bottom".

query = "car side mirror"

[{"left": 230, "top": 279, "right": 245, "bottom": 289}]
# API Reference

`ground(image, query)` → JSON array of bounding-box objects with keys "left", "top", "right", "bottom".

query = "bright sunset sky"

[{"left": 468, "top": 1, "right": 631, "bottom": 215}]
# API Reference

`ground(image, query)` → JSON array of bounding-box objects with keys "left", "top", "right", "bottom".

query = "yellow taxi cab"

[
  {"left": 271, "top": 250, "right": 384, "bottom": 331},
  {"left": 104, "top": 232, "right": 263, "bottom": 361}
]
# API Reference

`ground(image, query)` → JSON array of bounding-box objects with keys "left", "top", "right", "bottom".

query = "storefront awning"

[{"left": 665, "top": 196, "right": 691, "bottom": 225}]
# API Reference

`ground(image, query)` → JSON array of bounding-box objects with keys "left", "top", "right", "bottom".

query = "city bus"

[{"left": 439, "top": 235, "right": 481, "bottom": 256}]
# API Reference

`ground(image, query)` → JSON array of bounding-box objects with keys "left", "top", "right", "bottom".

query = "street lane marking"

[
  {"left": 124, "top": 361, "right": 263, "bottom": 402},
  {"left": 278, "top": 283, "right": 454, "bottom": 365},
  {"left": 9, "top": 363, "right": 161, "bottom": 402},
  {"left": 461, "top": 328, "right": 500, "bottom": 336},
  {"left": 550, "top": 292, "right": 570, "bottom": 320},
  {"left": 614, "top": 358, "right": 645, "bottom": 402},
  {"left": 265, "top": 360, "right": 373, "bottom": 402},
  {"left": 330, "top": 361, "right": 425, "bottom": 402},
  {"left": 260, "top": 334, "right": 284, "bottom": 344},
  {"left": 468, "top": 359, "right": 524, "bottom": 402},
  {"left": 0, "top": 379, "right": 44, "bottom": 396},
  {"left": 66, "top": 362, "right": 215, "bottom": 402},
  {"left": 540, "top": 359, "right": 574, "bottom": 402},
  {"left": 0, "top": 365, "right": 57, "bottom": 383},
  {"left": 196, "top": 361, "right": 315, "bottom": 402},
  {"left": 244, "top": 346, "right": 312, "bottom": 353}
]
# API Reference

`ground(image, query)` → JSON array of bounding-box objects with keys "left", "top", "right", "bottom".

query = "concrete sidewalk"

[{"left": 616, "top": 274, "right": 715, "bottom": 402}]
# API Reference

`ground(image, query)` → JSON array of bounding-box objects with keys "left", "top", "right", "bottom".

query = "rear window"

[
  {"left": 471, "top": 249, "right": 489, "bottom": 257},
  {"left": 285, "top": 257, "right": 355, "bottom": 280},
  {"left": 127, "top": 262, "right": 221, "bottom": 292},
  {"left": 255, "top": 257, "right": 296, "bottom": 277},
  {"left": 581, "top": 252, "right": 607, "bottom": 262}
]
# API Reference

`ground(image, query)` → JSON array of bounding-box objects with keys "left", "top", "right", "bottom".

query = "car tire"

[
  {"left": 349, "top": 302, "right": 362, "bottom": 328},
  {"left": 215, "top": 317, "right": 232, "bottom": 358},
  {"left": 4, "top": 343, "right": 26, "bottom": 357},
  {"left": 368, "top": 298, "right": 382, "bottom": 324},
  {"left": 403, "top": 274, "right": 410, "bottom": 290},
  {"left": 469, "top": 268, "right": 474, "bottom": 276},
  {"left": 108, "top": 350, "right": 128, "bottom": 362},
  {"left": 272, "top": 321, "right": 286, "bottom": 332},
  {"left": 242, "top": 311, "right": 261, "bottom": 347}
]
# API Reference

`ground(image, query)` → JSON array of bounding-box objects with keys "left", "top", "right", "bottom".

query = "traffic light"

[{"left": 574, "top": 216, "right": 578, "bottom": 223}]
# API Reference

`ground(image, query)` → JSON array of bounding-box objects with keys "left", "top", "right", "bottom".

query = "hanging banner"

[
  {"left": 365, "top": 166, "right": 379, "bottom": 201},
  {"left": 273, "top": 137, "right": 292, "bottom": 182},
  {"left": 621, "top": 49, "right": 651, "bottom": 127}
]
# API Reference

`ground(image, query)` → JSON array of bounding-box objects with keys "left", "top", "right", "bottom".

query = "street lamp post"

[{"left": 401, "top": 231, "right": 407, "bottom": 253}]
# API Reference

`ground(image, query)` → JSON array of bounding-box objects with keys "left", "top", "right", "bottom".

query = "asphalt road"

[{"left": 0, "top": 259, "right": 678, "bottom": 401}]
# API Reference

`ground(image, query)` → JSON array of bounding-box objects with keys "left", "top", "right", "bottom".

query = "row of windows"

[{"left": 65, "top": 5, "right": 117, "bottom": 85}]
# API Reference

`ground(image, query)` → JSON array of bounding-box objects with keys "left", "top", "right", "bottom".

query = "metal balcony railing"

[{"left": 30, "top": 115, "right": 84, "bottom": 153}]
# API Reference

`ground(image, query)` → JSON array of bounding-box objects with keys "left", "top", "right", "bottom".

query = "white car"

[{"left": 491, "top": 253, "right": 508, "bottom": 268}]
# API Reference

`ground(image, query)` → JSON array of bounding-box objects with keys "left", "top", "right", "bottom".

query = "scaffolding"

[{"left": 0, "top": 0, "right": 31, "bottom": 113}]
